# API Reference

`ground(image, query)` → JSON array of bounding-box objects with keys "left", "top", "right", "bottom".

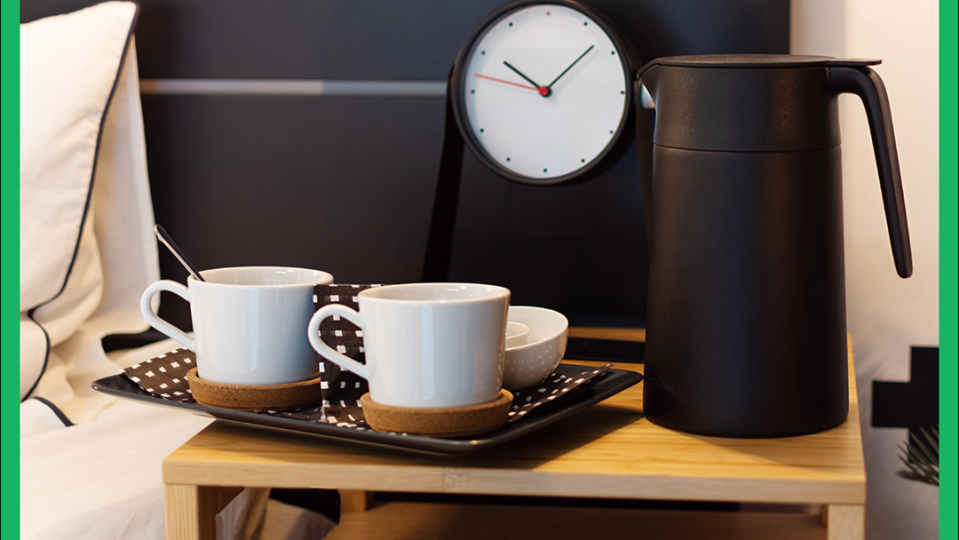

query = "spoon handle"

[{"left": 154, "top": 224, "right": 206, "bottom": 282}]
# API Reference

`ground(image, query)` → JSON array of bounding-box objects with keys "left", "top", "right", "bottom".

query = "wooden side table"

[{"left": 163, "top": 330, "right": 865, "bottom": 540}]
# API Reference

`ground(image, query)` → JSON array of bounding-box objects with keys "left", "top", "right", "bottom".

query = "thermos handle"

[{"left": 827, "top": 66, "right": 913, "bottom": 278}]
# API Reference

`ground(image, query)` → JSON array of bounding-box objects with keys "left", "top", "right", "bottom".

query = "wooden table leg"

[
  {"left": 339, "top": 490, "right": 375, "bottom": 512},
  {"left": 826, "top": 504, "right": 865, "bottom": 540},
  {"left": 165, "top": 484, "right": 244, "bottom": 540}
]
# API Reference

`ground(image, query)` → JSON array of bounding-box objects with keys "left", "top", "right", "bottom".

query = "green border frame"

[
  {"left": 939, "top": 0, "right": 957, "bottom": 538},
  {"left": 1, "top": 0, "right": 20, "bottom": 538}
]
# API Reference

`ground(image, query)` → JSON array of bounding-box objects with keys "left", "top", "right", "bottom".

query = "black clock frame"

[{"left": 450, "top": 0, "right": 641, "bottom": 185}]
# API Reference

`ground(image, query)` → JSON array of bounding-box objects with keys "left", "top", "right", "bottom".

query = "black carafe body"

[{"left": 636, "top": 55, "right": 912, "bottom": 438}]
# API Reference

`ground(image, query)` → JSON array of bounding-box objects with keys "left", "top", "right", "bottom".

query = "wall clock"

[
  {"left": 451, "top": 0, "right": 640, "bottom": 184},
  {"left": 422, "top": 0, "right": 645, "bottom": 280}
]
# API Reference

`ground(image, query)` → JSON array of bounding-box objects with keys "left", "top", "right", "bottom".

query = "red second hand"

[{"left": 474, "top": 73, "right": 544, "bottom": 93}]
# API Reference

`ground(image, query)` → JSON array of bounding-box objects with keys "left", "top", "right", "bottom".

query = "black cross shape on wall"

[{"left": 872, "top": 346, "right": 939, "bottom": 450}]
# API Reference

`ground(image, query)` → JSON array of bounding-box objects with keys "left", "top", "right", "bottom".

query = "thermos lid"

[
  {"left": 637, "top": 54, "right": 879, "bottom": 76},
  {"left": 636, "top": 54, "right": 883, "bottom": 153}
]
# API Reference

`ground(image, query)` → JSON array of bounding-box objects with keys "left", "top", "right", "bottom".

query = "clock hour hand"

[
  {"left": 547, "top": 44, "right": 595, "bottom": 89},
  {"left": 503, "top": 61, "right": 551, "bottom": 97}
]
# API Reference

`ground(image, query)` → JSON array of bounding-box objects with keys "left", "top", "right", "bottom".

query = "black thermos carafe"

[{"left": 637, "top": 55, "right": 912, "bottom": 438}]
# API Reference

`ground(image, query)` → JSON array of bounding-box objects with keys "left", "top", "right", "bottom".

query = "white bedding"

[{"left": 20, "top": 0, "right": 156, "bottom": 428}]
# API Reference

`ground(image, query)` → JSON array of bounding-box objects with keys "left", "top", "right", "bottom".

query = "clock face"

[{"left": 455, "top": 2, "right": 631, "bottom": 183}]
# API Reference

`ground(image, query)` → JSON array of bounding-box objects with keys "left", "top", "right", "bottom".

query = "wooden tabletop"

[{"left": 163, "top": 331, "right": 865, "bottom": 507}]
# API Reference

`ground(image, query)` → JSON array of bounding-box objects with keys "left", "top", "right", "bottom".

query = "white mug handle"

[
  {"left": 307, "top": 304, "right": 370, "bottom": 380},
  {"left": 140, "top": 280, "right": 196, "bottom": 352}
]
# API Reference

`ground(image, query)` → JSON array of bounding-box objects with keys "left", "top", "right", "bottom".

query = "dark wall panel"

[
  {"left": 141, "top": 95, "right": 446, "bottom": 327},
  {"left": 584, "top": 0, "right": 789, "bottom": 59},
  {"left": 23, "top": 0, "right": 506, "bottom": 79},
  {"left": 23, "top": 0, "right": 790, "bottom": 329},
  {"left": 23, "top": 1, "right": 788, "bottom": 79}
]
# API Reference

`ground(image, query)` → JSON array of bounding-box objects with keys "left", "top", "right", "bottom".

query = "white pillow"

[
  {"left": 20, "top": 1, "right": 158, "bottom": 403},
  {"left": 20, "top": 0, "right": 138, "bottom": 310}
]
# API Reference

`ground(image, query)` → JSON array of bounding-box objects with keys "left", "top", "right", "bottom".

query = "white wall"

[{"left": 792, "top": 1, "right": 940, "bottom": 539}]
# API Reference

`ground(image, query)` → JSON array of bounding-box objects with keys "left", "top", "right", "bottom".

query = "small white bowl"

[
  {"left": 503, "top": 306, "right": 569, "bottom": 391},
  {"left": 505, "top": 321, "right": 531, "bottom": 348}
]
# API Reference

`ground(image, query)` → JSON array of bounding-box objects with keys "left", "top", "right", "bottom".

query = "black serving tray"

[{"left": 92, "top": 363, "right": 642, "bottom": 455}]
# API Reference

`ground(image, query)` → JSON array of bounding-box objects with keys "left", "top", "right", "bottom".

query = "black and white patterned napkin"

[
  {"left": 310, "top": 284, "right": 377, "bottom": 426},
  {"left": 120, "top": 284, "right": 613, "bottom": 434},
  {"left": 507, "top": 365, "right": 610, "bottom": 421},
  {"left": 124, "top": 350, "right": 195, "bottom": 402}
]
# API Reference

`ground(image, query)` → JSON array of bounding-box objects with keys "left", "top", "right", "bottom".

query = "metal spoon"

[{"left": 154, "top": 224, "right": 205, "bottom": 282}]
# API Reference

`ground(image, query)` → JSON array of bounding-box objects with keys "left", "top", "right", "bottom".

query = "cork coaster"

[
  {"left": 360, "top": 390, "right": 513, "bottom": 438},
  {"left": 186, "top": 368, "right": 323, "bottom": 412}
]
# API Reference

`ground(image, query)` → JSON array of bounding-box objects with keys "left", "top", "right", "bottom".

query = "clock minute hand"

[
  {"left": 503, "top": 61, "right": 551, "bottom": 97},
  {"left": 547, "top": 44, "right": 595, "bottom": 89}
]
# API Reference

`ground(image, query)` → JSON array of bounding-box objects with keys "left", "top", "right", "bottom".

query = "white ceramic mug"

[
  {"left": 140, "top": 266, "right": 334, "bottom": 385},
  {"left": 307, "top": 283, "right": 510, "bottom": 408}
]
